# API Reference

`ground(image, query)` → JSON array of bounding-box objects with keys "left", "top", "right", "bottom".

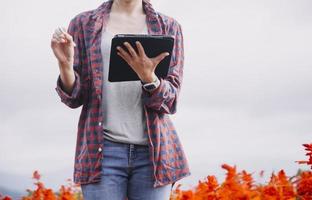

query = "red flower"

[{"left": 32, "top": 170, "right": 41, "bottom": 180}]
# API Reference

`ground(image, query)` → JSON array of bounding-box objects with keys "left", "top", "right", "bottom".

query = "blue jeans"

[{"left": 80, "top": 138, "right": 173, "bottom": 200}]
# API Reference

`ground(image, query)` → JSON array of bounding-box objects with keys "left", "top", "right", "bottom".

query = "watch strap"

[{"left": 142, "top": 76, "right": 160, "bottom": 91}]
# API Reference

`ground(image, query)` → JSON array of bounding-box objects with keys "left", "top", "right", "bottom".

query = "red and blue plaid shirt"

[{"left": 55, "top": 0, "right": 191, "bottom": 188}]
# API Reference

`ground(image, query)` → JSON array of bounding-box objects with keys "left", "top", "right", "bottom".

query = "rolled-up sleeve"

[
  {"left": 55, "top": 70, "right": 82, "bottom": 107},
  {"left": 55, "top": 15, "right": 84, "bottom": 109},
  {"left": 141, "top": 21, "right": 184, "bottom": 115}
]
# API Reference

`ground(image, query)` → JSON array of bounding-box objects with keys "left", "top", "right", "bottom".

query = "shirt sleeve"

[
  {"left": 141, "top": 21, "right": 184, "bottom": 115},
  {"left": 55, "top": 15, "right": 84, "bottom": 109}
]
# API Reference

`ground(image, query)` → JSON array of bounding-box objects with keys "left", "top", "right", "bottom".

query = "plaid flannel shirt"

[{"left": 55, "top": 0, "right": 191, "bottom": 188}]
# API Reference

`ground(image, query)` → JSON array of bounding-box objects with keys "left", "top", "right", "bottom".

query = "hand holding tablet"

[{"left": 109, "top": 34, "right": 174, "bottom": 82}]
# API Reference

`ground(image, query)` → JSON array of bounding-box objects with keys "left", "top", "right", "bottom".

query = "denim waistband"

[{"left": 103, "top": 138, "right": 149, "bottom": 148}]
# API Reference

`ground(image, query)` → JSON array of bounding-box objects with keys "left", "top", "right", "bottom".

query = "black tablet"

[{"left": 108, "top": 34, "right": 174, "bottom": 82}]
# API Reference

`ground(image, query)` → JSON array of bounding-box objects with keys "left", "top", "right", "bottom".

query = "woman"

[{"left": 50, "top": 0, "right": 191, "bottom": 199}]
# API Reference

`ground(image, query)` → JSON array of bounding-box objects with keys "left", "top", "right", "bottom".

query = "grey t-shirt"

[{"left": 100, "top": 25, "right": 149, "bottom": 145}]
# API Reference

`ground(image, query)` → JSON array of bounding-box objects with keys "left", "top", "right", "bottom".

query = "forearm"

[
  {"left": 58, "top": 61, "right": 75, "bottom": 95},
  {"left": 142, "top": 76, "right": 180, "bottom": 114},
  {"left": 54, "top": 15, "right": 84, "bottom": 109}
]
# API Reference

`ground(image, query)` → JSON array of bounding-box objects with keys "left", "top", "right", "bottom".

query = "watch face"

[{"left": 144, "top": 84, "right": 156, "bottom": 90}]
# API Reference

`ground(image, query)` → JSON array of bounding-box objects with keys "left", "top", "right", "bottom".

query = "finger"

[
  {"left": 53, "top": 29, "right": 66, "bottom": 43},
  {"left": 117, "top": 51, "right": 128, "bottom": 63},
  {"left": 55, "top": 28, "right": 64, "bottom": 38},
  {"left": 117, "top": 51, "right": 134, "bottom": 70},
  {"left": 135, "top": 41, "right": 146, "bottom": 57},
  {"left": 54, "top": 31, "right": 66, "bottom": 39},
  {"left": 58, "top": 27, "right": 70, "bottom": 41},
  {"left": 53, "top": 33, "right": 63, "bottom": 43},
  {"left": 60, "top": 30, "right": 77, "bottom": 47},
  {"left": 58, "top": 26, "right": 68, "bottom": 36},
  {"left": 62, "top": 31, "right": 77, "bottom": 47},
  {"left": 154, "top": 52, "right": 170, "bottom": 64},
  {"left": 122, "top": 42, "right": 138, "bottom": 58},
  {"left": 117, "top": 46, "right": 132, "bottom": 63},
  {"left": 59, "top": 26, "right": 67, "bottom": 34},
  {"left": 51, "top": 37, "right": 61, "bottom": 45},
  {"left": 54, "top": 34, "right": 66, "bottom": 43}
]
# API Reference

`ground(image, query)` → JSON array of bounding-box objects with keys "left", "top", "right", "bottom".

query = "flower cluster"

[
  {"left": 0, "top": 143, "right": 311, "bottom": 200},
  {"left": 0, "top": 170, "right": 83, "bottom": 200},
  {"left": 170, "top": 143, "right": 312, "bottom": 200},
  {"left": 170, "top": 164, "right": 312, "bottom": 199}
]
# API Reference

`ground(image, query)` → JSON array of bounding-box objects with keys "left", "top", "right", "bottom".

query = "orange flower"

[
  {"left": 296, "top": 143, "right": 312, "bottom": 169},
  {"left": 295, "top": 171, "right": 312, "bottom": 200}
]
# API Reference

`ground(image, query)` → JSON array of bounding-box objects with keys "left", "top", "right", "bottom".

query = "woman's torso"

[{"left": 100, "top": 12, "right": 149, "bottom": 145}]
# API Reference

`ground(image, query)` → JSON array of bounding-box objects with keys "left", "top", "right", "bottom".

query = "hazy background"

[{"left": 0, "top": 0, "right": 311, "bottom": 198}]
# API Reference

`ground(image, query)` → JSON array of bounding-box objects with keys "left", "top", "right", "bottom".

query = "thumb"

[
  {"left": 153, "top": 52, "right": 170, "bottom": 65},
  {"left": 62, "top": 29, "right": 76, "bottom": 47}
]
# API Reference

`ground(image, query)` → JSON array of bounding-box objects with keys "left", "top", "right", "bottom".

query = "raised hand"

[{"left": 51, "top": 27, "right": 77, "bottom": 69}]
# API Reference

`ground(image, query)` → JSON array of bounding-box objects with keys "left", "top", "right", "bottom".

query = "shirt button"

[
  {"left": 99, "top": 122, "right": 102, "bottom": 126},
  {"left": 98, "top": 147, "right": 102, "bottom": 152}
]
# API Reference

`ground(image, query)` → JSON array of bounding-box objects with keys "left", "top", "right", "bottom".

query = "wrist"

[
  {"left": 140, "top": 73, "right": 157, "bottom": 83},
  {"left": 141, "top": 75, "right": 160, "bottom": 92},
  {"left": 58, "top": 60, "right": 73, "bottom": 71}
]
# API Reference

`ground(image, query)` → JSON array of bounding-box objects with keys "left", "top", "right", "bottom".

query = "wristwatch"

[{"left": 141, "top": 76, "right": 160, "bottom": 91}]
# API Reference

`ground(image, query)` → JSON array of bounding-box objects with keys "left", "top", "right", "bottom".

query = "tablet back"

[{"left": 108, "top": 34, "right": 174, "bottom": 82}]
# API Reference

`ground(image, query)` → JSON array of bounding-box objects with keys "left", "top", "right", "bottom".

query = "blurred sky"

[{"left": 0, "top": 0, "right": 312, "bottom": 194}]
